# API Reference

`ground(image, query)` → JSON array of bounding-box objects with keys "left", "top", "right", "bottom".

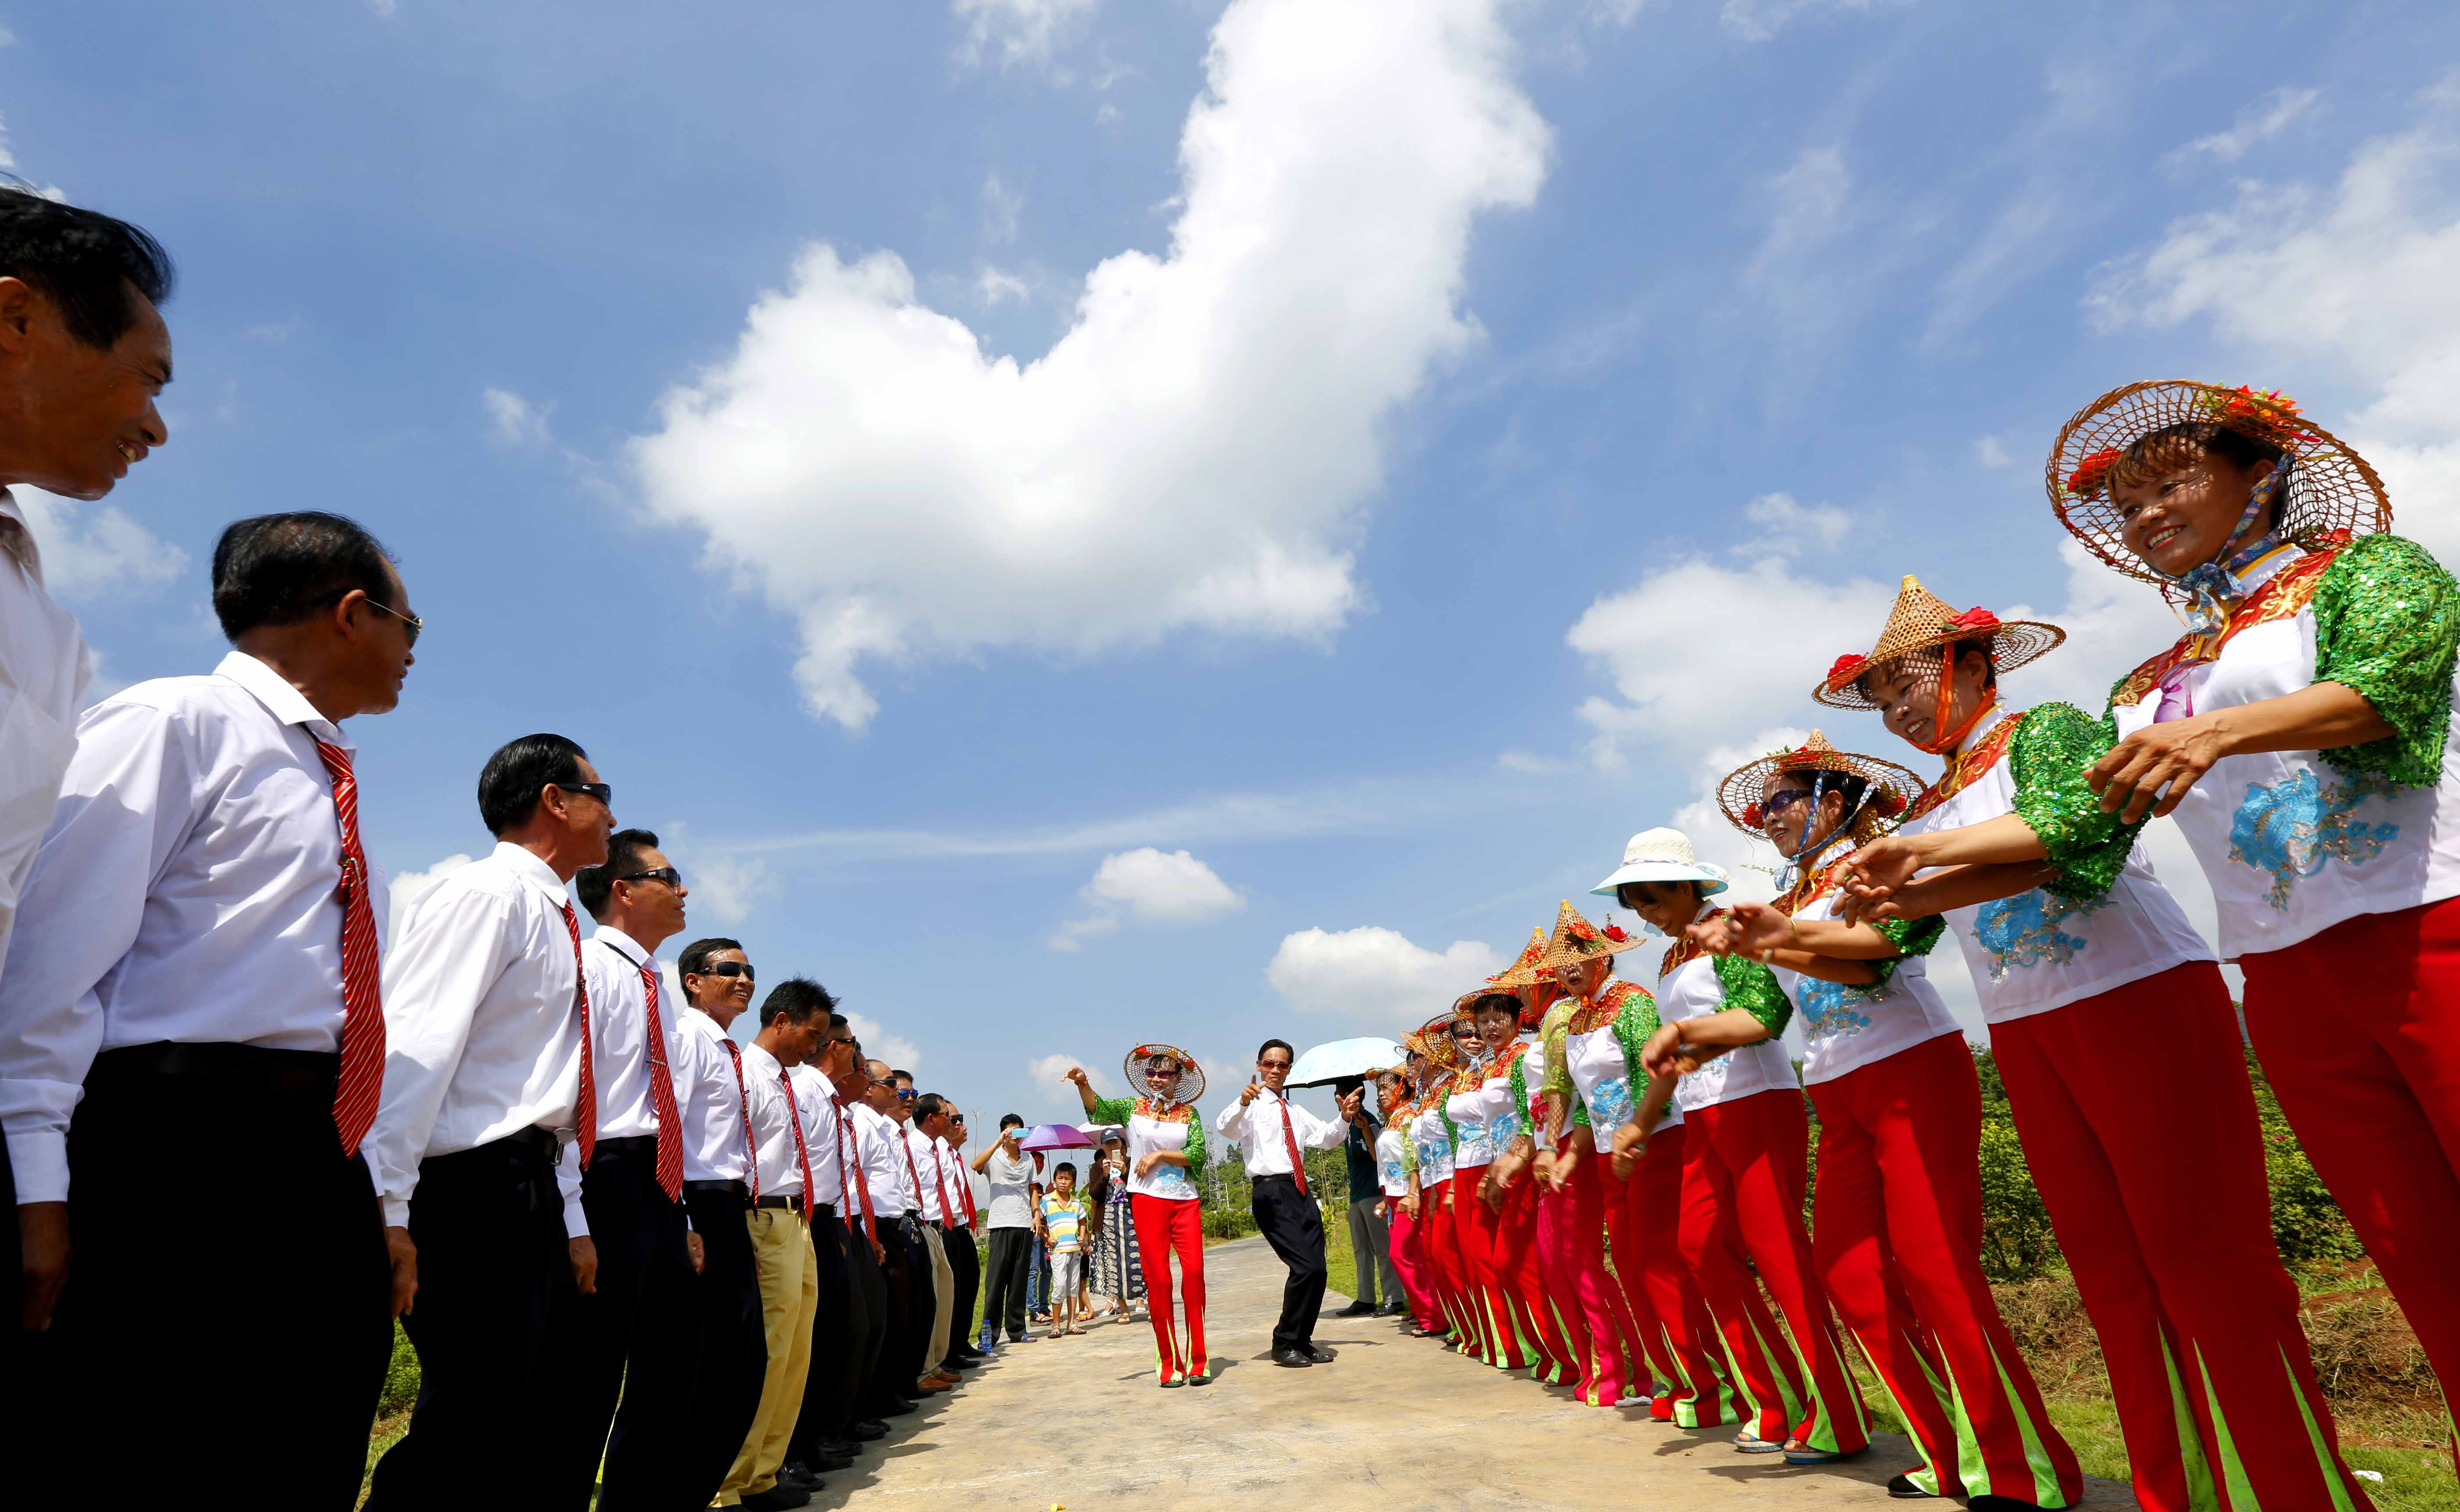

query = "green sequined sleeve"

[
  {"left": 2009, "top": 702, "right": 2146, "bottom": 902},
  {"left": 1399, "top": 1131, "right": 1417, "bottom": 1176},
  {"left": 1181, "top": 1113, "right": 1206, "bottom": 1188},
  {"left": 1089, "top": 1095, "right": 1134, "bottom": 1127},
  {"left": 1610, "top": 987, "right": 1663, "bottom": 1080},
  {"left": 1438, "top": 1100, "right": 1460, "bottom": 1154},
  {"left": 1507, "top": 1052, "right": 1530, "bottom": 1124},
  {"left": 1538, "top": 1001, "right": 1577, "bottom": 1100},
  {"left": 2313, "top": 533, "right": 2460, "bottom": 788},
  {"left": 1710, "top": 954, "right": 1792, "bottom": 1037}
]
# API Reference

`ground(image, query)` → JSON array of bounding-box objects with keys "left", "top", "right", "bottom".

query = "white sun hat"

[{"left": 1589, "top": 827, "right": 1729, "bottom": 899}]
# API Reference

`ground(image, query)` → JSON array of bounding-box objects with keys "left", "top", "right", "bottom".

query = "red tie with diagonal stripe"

[
  {"left": 782, "top": 1073, "right": 817, "bottom": 1225},
  {"left": 558, "top": 902, "right": 596, "bottom": 1168},
  {"left": 722, "top": 1038, "right": 759, "bottom": 1199},
  {"left": 637, "top": 965, "right": 684, "bottom": 1201},
  {"left": 837, "top": 1099, "right": 876, "bottom": 1243},
  {"left": 313, "top": 740, "right": 385, "bottom": 1156},
  {"left": 1278, "top": 1096, "right": 1310, "bottom": 1198}
]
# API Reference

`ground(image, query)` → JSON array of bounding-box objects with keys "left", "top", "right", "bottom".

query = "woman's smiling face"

[{"left": 2110, "top": 445, "right": 2279, "bottom": 577}]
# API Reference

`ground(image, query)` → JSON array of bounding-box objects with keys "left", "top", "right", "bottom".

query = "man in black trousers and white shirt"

[{"left": 1213, "top": 1040, "right": 1359, "bottom": 1369}]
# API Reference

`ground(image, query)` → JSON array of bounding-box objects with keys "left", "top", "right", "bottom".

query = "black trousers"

[
  {"left": 982, "top": 1226, "right": 1035, "bottom": 1341},
  {"left": 674, "top": 1184, "right": 765, "bottom": 1502},
  {"left": 1252, "top": 1174, "right": 1328, "bottom": 1353},
  {"left": 365, "top": 1129, "right": 575, "bottom": 1509},
  {"left": 788, "top": 1207, "right": 864, "bottom": 1461},
  {"left": 25, "top": 1043, "right": 392, "bottom": 1508},
  {"left": 885, "top": 1215, "right": 937, "bottom": 1387},
  {"left": 845, "top": 1215, "right": 891, "bottom": 1415},
  {"left": 940, "top": 1222, "right": 980, "bottom": 1363},
  {"left": 542, "top": 1137, "right": 697, "bottom": 1512}
]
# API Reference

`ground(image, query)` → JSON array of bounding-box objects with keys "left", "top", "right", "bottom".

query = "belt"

[
  {"left": 684, "top": 1179, "right": 751, "bottom": 1202},
  {"left": 593, "top": 1134, "right": 657, "bottom": 1160},
  {"left": 809, "top": 1200, "right": 838, "bottom": 1220},
  {"left": 1254, "top": 1172, "right": 1301, "bottom": 1185},
  {"left": 754, "top": 1194, "right": 805, "bottom": 1212},
  {"left": 89, "top": 1041, "right": 339, "bottom": 1104},
  {"left": 495, "top": 1125, "right": 561, "bottom": 1163}
]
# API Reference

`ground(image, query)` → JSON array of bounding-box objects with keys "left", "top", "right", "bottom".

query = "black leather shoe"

[
  {"left": 740, "top": 1485, "right": 812, "bottom": 1510},
  {"left": 1304, "top": 1345, "right": 1336, "bottom": 1363},
  {"left": 1006, "top": 1332, "right": 1037, "bottom": 1344},
  {"left": 846, "top": 1420, "right": 889, "bottom": 1440},
  {"left": 1886, "top": 1473, "right": 1939, "bottom": 1499},
  {"left": 1272, "top": 1347, "right": 1313, "bottom": 1367},
  {"left": 1334, "top": 1299, "right": 1376, "bottom": 1316},
  {"left": 1375, "top": 1301, "right": 1406, "bottom": 1317},
  {"left": 877, "top": 1400, "right": 917, "bottom": 1418}
]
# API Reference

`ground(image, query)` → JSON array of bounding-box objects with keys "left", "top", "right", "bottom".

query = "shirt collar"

[
  {"left": 742, "top": 1041, "right": 782, "bottom": 1079},
  {"left": 591, "top": 924, "right": 655, "bottom": 971},
  {"left": 491, "top": 840, "right": 572, "bottom": 907},
  {"left": 215, "top": 650, "right": 347, "bottom": 748},
  {"left": 2237, "top": 542, "right": 2303, "bottom": 593}
]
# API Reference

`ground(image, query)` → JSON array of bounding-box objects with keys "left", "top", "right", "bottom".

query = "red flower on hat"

[
  {"left": 1826, "top": 653, "right": 1866, "bottom": 687},
  {"left": 1947, "top": 607, "right": 2000, "bottom": 635},
  {"left": 1742, "top": 802, "right": 1766, "bottom": 828},
  {"left": 1602, "top": 924, "right": 1630, "bottom": 943},
  {"left": 2066, "top": 446, "right": 2120, "bottom": 499},
  {"left": 1876, "top": 790, "right": 1906, "bottom": 817}
]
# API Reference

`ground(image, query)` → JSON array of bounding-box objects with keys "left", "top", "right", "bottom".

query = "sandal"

[{"left": 1732, "top": 1431, "right": 1785, "bottom": 1453}]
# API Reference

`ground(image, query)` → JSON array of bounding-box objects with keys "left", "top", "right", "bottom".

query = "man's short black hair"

[
  {"left": 476, "top": 734, "right": 589, "bottom": 837},
  {"left": 677, "top": 937, "right": 744, "bottom": 987},
  {"left": 575, "top": 828, "right": 659, "bottom": 920},
  {"left": 915, "top": 1093, "right": 948, "bottom": 1123},
  {"left": 758, "top": 976, "right": 838, "bottom": 1028},
  {"left": 210, "top": 512, "right": 397, "bottom": 642},
  {"left": 1257, "top": 1038, "right": 1295, "bottom": 1064},
  {"left": 0, "top": 186, "right": 174, "bottom": 349},
  {"left": 891, "top": 1069, "right": 914, "bottom": 1086},
  {"left": 999, "top": 1113, "right": 1025, "bottom": 1131}
]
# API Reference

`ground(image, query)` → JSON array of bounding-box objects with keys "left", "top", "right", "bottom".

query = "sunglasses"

[
  {"left": 1761, "top": 788, "right": 1815, "bottom": 820},
  {"left": 618, "top": 867, "right": 681, "bottom": 888},
  {"left": 366, "top": 597, "right": 423, "bottom": 648},
  {"left": 555, "top": 781, "right": 614, "bottom": 807},
  {"left": 1259, "top": 1058, "right": 1292, "bottom": 1070},
  {"left": 895, "top": 1088, "right": 918, "bottom": 1102},
  {"left": 695, "top": 961, "right": 754, "bottom": 981}
]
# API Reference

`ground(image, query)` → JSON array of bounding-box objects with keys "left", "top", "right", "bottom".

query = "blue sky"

[{"left": 18, "top": 0, "right": 2460, "bottom": 1127}]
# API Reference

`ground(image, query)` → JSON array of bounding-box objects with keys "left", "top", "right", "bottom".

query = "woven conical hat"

[
  {"left": 1122, "top": 1042, "right": 1205, "bottom": 1108},
  {"left": 1714, "top": 731, "right": 1924, "bottom": 843},
  {"left": 1484, "top": 926, "right": 1553, "bottom": 989},
  {"left": 2048, "top": 381, "right": 2388, "bottom": 594},
  {"left": 1531, "top": 899, "right": 1649, "bottom": 974},
  {"left": 1413, "top": 1011, "right": 1466, "bottom": 1074},
  {"left": 1815, "top": 575, "right": 2064, "bottom": 710}
]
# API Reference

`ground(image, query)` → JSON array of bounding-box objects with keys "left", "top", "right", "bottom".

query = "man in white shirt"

[
  {"left": 910, "top": 1091, "right": 983, "bottom": 1375},
  {"left": 1, "top": 510, "right": 411, "bottom": 1501},
  {"left": 971, "top": 1114, "right": 1036, "bottom": 1348},
  {"left": 937, "top": 1110, "right": 985, "bottom": 1368},
  {"left": 826, "top": 1044, "right": 899, "bottom": 1431},
  {"left": 856, "top": 1059, "right": 933, "bottom": 1414},
  {"left": 1215, "top": 1038, "right": 1360, "bottom": 1369},
  {"left": 543, "top": 827, "right": 701, "bottom": 1511},
  {"left": 362, "top": 733, "right": 615, "bottom": 1509},
  {"left": 782, "top": 1011, "right": 872, "bottom": 1486},
  {"left": 0, "top": 189, "right": 172, "bottom": 1400},
  {"left": 886, "top": 1069, "right": 959, "bottom": 1396},
  {"left": 719, "top": 978, "right": 832, "bottom": 1512},
  {"left": 665, "top": 937, "right": 770, "bottom": 1505}
]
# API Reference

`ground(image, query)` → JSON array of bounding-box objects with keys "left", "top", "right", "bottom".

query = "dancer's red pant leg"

[
  {"left": 1997, "top": 962, "right": 2368, "bottom": 1512},
  {"left": 1811, "top": 1033, "right": 2083, "bottom": 1506},
  {"left": 1691, "top": 1088, "right": 1870, "bottom": 1453},
  {"left": 1130, "top": 1194, "right": 1207, "bottom": 1385},
  {"left": 1610, "top": 1123, "right": 1738, "bottom": 1426},
  {"left": 1554, "top": 1148, "right": 1638, "bottom": 1405},
  {"left": 1677, "top": 1110, "right": 1806, "bottom": 1443},
  {"left": 1450, "top": 1168, "right": 1524, "bottom": 1367},
  {"left": 2246, "top": 899, "right": 2460, "bottom": 1430},
  {"left": 1497, "top": 1173, "right": 1574, "bottom": 1380},
  {"left": 1421, "top": 1192, "right": 1470, "bottom": 1345},
  {"left": 1387, "top": 1208, "right": 1433, "bottom": 1330}
]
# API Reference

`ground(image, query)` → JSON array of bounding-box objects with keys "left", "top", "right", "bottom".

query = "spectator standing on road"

[
  {"left": 971, "top": 1114, "right": 1036, "bottom": 1348},
  {"left": 1333, "top": 1075, "right": 1400, "bottom": 1319}
]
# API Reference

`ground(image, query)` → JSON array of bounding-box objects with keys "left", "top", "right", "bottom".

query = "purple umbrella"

[{"left": 1016, "top": 1123, "right": 1097, "bottom": 1152}]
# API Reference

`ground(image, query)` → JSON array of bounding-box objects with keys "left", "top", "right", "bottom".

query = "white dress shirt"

[
  {"left": 366, "top": 840, "right": 586, "bottom": 1233},
  {"left": 1212, "top": 1085, "right": 1347, "bottom": 1177},
  {"left": 580, "top": 927, "right": 683, "bottom": 1141},
  {"left": 0, "top": 650, "right": 375, "bottom": 1205},
  {"left": 901, "top": 1125, "right": 948, "bottom": 1222},
  {"left": 674, "top": 1009, "right": 755, "bottom": 1187},
  {"left": 786, "top": 1063, "right": 847, "bottom": 1206},
  {"left": 853, "top": 1102, "right": 908, "bottom": 1217},
  {"left": 937, "top": 1137, "right": 974, "bottom": 1228},
  {"left": 0, "top": 489, "right": 90, "bottom": 996},
  {"left": 739, "top": 1041, "right": 805, "bottom": 1202}
]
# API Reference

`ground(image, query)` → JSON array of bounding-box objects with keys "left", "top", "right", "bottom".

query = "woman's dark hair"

[
  {"left": 1617, "top": 878, "right": 1705, "bottom": 912},
  {"left": 1469, "top": 991, "right": 1519, "bottom": 1020},
  {"left": 0, "top": 185, "right": 175, "bottom": 349},
  {"left": 211, "top": 512, "right": 397, "bottom": 641},
  {"left": 2114, "top": 420, "right": 2287, "bottom": 488},
  {"left": 576, "top": 828, "right": 659, "bottom": 920},
  {"left": 758, "top": 975, "right": 839, "bottom": 1027},
  {"left": 477, "top": 733, "right": 589, "bottom": 836}
]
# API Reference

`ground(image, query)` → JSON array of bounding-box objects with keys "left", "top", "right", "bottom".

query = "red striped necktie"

[
  {"left": 834, "top": 1096, "right": 876, "bottom": 1243},
  {"left": 720, "top": 1038, "right": 758, "bottom": 1198},
  {"left": 312, "top": 740, "right": 385, "bottom": 1156},
  {"left": 636, "top": 965, "right": 684, "bottom": 1201},
  {"left": 931, "top": 1144, "right": 957, "bottom": 1227},
  {"left": 781, "top": 1073, "right": 816, "bottom": 1225},
  {"left": 557, "top": 902, "right": 596, "bottom": 1167},
  {"left": 1278, "top": 1095, "right": 1309, "bottom": 1198}
]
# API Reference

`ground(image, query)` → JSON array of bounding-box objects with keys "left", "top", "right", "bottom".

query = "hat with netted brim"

[
  {"left": 1714, "top": 731, "right": 1925, "bottom": 843},
  {"left": 1815, "top": 575, "right": 2065, "bottom": 710},
  {"left": 2048, "top": 381, "right": 2389, "bottom": 593},
  {"left": 1531, "top": 899, "right": 1648, "bottom": 975},
  {"left": 1413, "top": 1011, "right": 1465, "bottom": 1074},
  {"left": 1123, "top": 1042, "right": 1205, "bottom": 1108},
  {"left": 1484, "top": 926, "right": 1554, "bottom": 990}
]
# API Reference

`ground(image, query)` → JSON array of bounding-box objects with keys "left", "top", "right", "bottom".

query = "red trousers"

[
  {"left": 1604, "top": 1122, "right": 1743, "bottom": 1426},
  {"left": 1420, "top": 1188, "right": 1472, "bottom": 1348},
  {"left": 1810, "top": 1031, "right": 2083, "bottom": 1506},
  {"left": 1684, "top": 1088, "right": 1871, "bottom": 1453},
  {"left": 1496, "top": 1171, "right": 1577, "bottom": 1382},
  {"left": 1546, "top": 1148, "right": 1643, "bottom": 1405},
  {"left": 1995, "top": 960, "right": 2367, "bottom": 1512},
  {"left": 1386, "top": 1206, "right": 1434, "bottom": 1332},
  {"left": 1130, "top": 1194, "right": 1207, "bottom": 1386},
  {"left": 1450, "top": 1167, "right": 1526, "bottom": 1368}
]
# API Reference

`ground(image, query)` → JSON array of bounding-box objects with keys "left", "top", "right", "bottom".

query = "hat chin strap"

[{"left": 1913, "top": 667, "right": 1997, "bottom": 758}]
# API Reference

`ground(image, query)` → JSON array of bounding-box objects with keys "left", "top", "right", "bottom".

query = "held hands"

[
  {"left": 1479, "top": 1166, "right": 1506, "bottom": 1214},
  {"left": 1608, "top": 1120, "right": 1648, "bottom": 1180},
  {"left": 1542, "top": 1143, "right": 1577, "bottom": 1195},
  {"left": 1717, "top": 902, "right": 1795, "bottom": 962},
  {"left": 1400, "top": 1193, "right": 1420, "bottom": 1220},
  {"left": 2088, "top": 717, "right": 2225, "bottom": 822},
  {"left": 385, "top": 1224, "right": 419, "bottom": 1319},
  {"left": 687, "top": 1231, "right": 706, "bottom": 1276},
  {"left": 1639, "top": 1023, "right": 1688, "bottom": 1079},
  {"left": 1834, "top": 837, "right": 1922, "bottom": 923},
  {"left": 569, "top": 1236, "right": 600, "bottom": 1296},
  {"left": 1686, "top": 914, "right": 1742, "bottom": 956}
]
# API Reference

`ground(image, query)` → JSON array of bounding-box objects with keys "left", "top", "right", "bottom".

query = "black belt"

[
  {"left": 1254, "top": 1172, "right": 1301, "bottom": 1185},
  {"left": 593, "top": 1134, "right": 657, "bottom": 1160},
  {"left": 685, "top": 1179, "right": 751, "bottom": 1201},
  {"left": 810, "top": 1200, "right": 838, "bottom": 1220},
  {"left": 755, "top": 1194, "right": 805, "bottom": 1212},
  {"left": 89, "top": 1041, "right": 338, "bottom": 1104},
  {"left": 496, "top": 1126, "right": 562, "bottom": 1164}
]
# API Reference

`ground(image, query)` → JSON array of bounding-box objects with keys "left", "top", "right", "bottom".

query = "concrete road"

[{"left": 808, "top": 1237, "right": 2140, "bottom": 1511}]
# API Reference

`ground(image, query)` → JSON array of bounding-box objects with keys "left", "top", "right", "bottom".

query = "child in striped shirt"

[{"left": 1040, "top": 1164, "right": 1088, "bottom": 1339}]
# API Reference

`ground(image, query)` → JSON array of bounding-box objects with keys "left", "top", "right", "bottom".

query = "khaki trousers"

[
  {"left": 715, "top": 1209, "right": 817, "bottom": 1505},
  {"left": 919, "top": 1223, "right": 956, "bottom": 1373}
]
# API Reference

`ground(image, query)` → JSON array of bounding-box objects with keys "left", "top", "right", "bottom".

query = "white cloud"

[
  {"left": 975, "top": 265, "right": 1032, "bottom": 306},
  {"left": 1027, "top": 1052, "right": 1106, "bottom": 1094},
  {"left": 1745, "top": 143, "right": 1856, "bottom": 354},
  {"left": 386, "top": 852, "right": 475, "bottom": 945},
  {"left": 848, "top": 1008, "right": 920, "bottom": 1075},
  {"left": 14, "top": 486, "right": 188, "bottom": 600},
  {"left": 2170, "top": 86, "right": 2321, "bottom": 166},
  {"left": 1265, "top": 925, "right": 1502, "bottom": 1022},
  {"left": 680, "top": 854, "right": 774, "bottom": 926},
  {"left": 952, "top": 0, "right": 1101, "bottom": 69},
  {"left": 1566, "top": 551, "right": 1896, "bottom": 770},
  {"left": 633, "top": 0, "right": 1549, "bottom": 728},
  {"left": 1587, "top": 0, "right": 1648, "bottom": 24},
  {"left": 981, "top": 172, "right": 1023, "bottom": 244},
  {"left": 1974, "top": 435, "right": 2012, "bottom": 469},
  {"left": 1741, "top": 491, "right": 1849, "bottom": 550},
  {"left": 1720, "top": 0, "right": 1888, "bottom": 43},
  {"left": 366, "top": 0, "right": 398, "bottom": 17},
  {"left": 2088, "top": 75, "right": 2460, "bottom": 567},
  {"left": 1496, "top": 748, "right": 1571, "bottom": 776},
  {"left": 1051, "top": 845, "right": 1243, "bottom": 949},
  {"left": 482, "top": 386, "right": 551, "bottom": 445}
]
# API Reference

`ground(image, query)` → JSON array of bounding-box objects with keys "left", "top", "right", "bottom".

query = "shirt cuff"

[
  {"left": 4, "top": 1128, "right": 67, "bottom": 1205},
  {"left": 382, "top": 1192, "right": 412, "bottom": 1228},
  {"left": 562, "top": 1182, "right": 590, "bottom": 1238}
]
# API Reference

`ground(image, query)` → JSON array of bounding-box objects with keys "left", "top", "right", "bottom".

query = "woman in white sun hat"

[{"left": 1594, "top": 828, "right": 1838, "bottom": 1459}]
